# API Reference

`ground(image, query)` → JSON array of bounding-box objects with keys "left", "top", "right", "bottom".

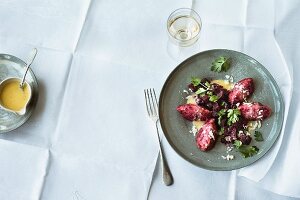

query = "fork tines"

[{"left": 144, "top": 88, "right": 159, "bottom": 117}]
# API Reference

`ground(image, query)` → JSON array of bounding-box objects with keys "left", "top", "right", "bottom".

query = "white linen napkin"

[
  {"left": 237, "top": 28, "right": 292, "bottom": 181},
  {"left": 0, "top": 139, "right": 48, "bottom": 200},
  {"left": 252, "top": 0, "right": 300, "bottom": 197}
]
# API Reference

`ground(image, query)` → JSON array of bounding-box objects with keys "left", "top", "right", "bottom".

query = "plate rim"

[
  {"left": 159, "top": 49, "right": 284, "bottom": 171},
  {"left": 0, "top": 53, "right": 39, "bottom": 134}
]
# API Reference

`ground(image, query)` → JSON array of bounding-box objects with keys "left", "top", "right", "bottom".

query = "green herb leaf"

[
  {"left": 239, "top": 146, "right": 259, "bottom": 158},
  {"left": 209, "top": 95, "right": 219, "bottom": 102},
  {"left": 205, "top": 90, "right": 219, "bottom": 102},
  {"left": 227, "top": 109, "right": 241, "bottom": 125},
  {"left": 218, "top": 109, "right": 226, "bottom": 116},
  {"left": 217, "top": 109, "right": 226, "bottom": 126},
  {"left": 211, "top": 56, "right": 231, "bottom": 73},
  {"left": 195, "top": 87, "right": 207, "bottom": 95},
  {"left": 218, "top": 116, "right": 222, "bottom": 126},
  {"left": 191, "top": 77, "right": 201, "bottom": 87},
  {"left": 206, "top": 91, "right": 213, "bottom": 95},
  {"left": 254, "top": 131, "right": 264, "bottom": 141},
  {"left": 203, "top": 82, "right": 210, "bottom": 89},
  {"left": 221, "top": 101, "right": 227, "bottom": 107},
  {"left": 233, "top": 140, "right": 242, "bottom": 149}
]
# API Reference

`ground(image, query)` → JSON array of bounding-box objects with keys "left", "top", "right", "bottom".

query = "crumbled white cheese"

[
  {"left": 225, "top": 75, "right": 234, "bottom": 83},
  {"left": 226, "top": 146, "right": 233, "bottom": 153},
  {"left": 236, "top": 103, "right": 240, "bottom": 107},
  {"left": 222, "top": 154, "right": 234, "bottom": 160},
  {"left": 257, "top": 109, "right": 263, "bottom": 119},
  {"left": 225, "top": 136, "right": 232, "bottom": 142},
  {"left": 189, "top": 125, "right": 198, "bottom": 136},
  {"left": 208, "top": 130, "right": 215, "bottom": 140},
  {"left": 257, "top": 120, "right": 261, "bottom": 129},
  {"left": 188, "top": 88, "right": 193, "bottom": 93},
  {"left": 183, "top": 89, "right": 189, "bottom": 94}
]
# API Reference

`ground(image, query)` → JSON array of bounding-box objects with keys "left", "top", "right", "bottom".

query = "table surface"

[{"left": 0, "top": 0, "right": 299, "bottom": 199}]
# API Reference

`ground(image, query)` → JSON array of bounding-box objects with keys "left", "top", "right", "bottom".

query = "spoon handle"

[{"left": 20, "top": 48, "right": 37, "bottom": 88}]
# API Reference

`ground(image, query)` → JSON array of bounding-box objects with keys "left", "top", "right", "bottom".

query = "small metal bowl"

[{"left": 0, "top": 54, "right": 38, "bottom": 134}]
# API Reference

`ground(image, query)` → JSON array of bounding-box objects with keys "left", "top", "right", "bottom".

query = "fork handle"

[{"left": 155, "top": 120, "right": 174, "bottom": 186}]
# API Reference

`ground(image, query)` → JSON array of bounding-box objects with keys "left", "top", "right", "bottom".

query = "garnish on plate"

[
  {"left": 254, "top": 131, "right": 264, "bottom": 141},
  {"left": 233, "top": 140, "right": 242, "bottom": 149},
  {"left": 177, "top": 59, "right": 272, "bottom": 159},
  {"left": 195, "top": 87, "right": 207, "bottom": 95},
  {"left": 211, "top": 56, "right": 231, "bottom": 73},
  {"left": 227, "top": 109, "right": 241, "bottom": 125},
  {"left": 239, "top": 146, "right": 259, "bottom": 158},
  {"left": 191, "top": 77, "right": 201, "bottom": 87}
]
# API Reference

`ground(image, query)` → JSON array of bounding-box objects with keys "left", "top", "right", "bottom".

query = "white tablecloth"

[{"left": 0, "top": 0, "right": 299, "bottom": 199}]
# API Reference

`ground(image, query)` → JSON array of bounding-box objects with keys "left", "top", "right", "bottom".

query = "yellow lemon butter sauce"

[
  {"left": 0, "top": 80, "right": 30, "bottom": 111},
  {"left": 211, "top": 79, "right": 233, "bottom": 90},
  {"left": 193, "top": 120, "right": 205, "bottom": 130},
  {"left": 186, "top": 95, "right": 197, "bottom": 104}
]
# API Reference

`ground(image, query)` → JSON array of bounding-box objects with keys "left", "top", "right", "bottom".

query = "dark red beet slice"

[
  {"left": 238, "top": 132, "right": 252, "bottom": 145},
  {"left": 238, "top": 102, "right": 272, "bottom": 120},
  {"left": 229, "top": 78, "right": 254, "bottom": 104},
  {"left": 196, "top": 119, "right": 218, "bottom": 151},
  {"left": 176, "top": 104, "right": 212, "bottom": 121}
]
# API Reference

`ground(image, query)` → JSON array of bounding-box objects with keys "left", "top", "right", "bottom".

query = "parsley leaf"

[
  {"left": 211, "top": 56, "right": 231, "bottom": 73},
  {"left": 191, "top": 77, "right": 201, "bottom": 87},
  {"left": 239, "top": 146, "right": 259, "bottom": 158},
  {"left": 254, "top": 131, "right": 264, "bottom": 141},
  {"left": 195, "top": 87, "right": 207, "bottom": 95},
  {"left": 217, "top": 117, "right": 222, "bottom": 126},
  {"left": 209, "top": 95, "right": 219, "bottom": 102},
  {"left": 204, "top": 82, "right": 211, "bottom": 88},
  {"left": 206, "top": 91, "right": 213, "bottom": 96},
  {"left": 227, "top": 109, "right": 241, "bottom": 125},
  {"left": 217, "top": 109, "right": 226, "bottom": 126},
  {"left": 221, "top": 101, "right": 227, "bottom": 107},
  {"left": 218, "top": 109, "right": 227, "bottom": 116},
  {"left": 205, "top": 90, "right": 219, "bottom": 102},
  {"left": 233, "top": 140, "right": 242, "bottom": 149}
]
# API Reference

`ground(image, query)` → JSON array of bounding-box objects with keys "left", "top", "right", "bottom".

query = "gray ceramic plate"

[
  {"left": 159, "top": 49, "right": 284, "bottom": 170},
  {"left": 0, "top": 54, "right": 39, "bottom": 133}
]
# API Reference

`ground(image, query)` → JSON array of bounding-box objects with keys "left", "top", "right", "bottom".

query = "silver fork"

[{"left": 144, "top": 88, "right": 173, "bottom": 186}]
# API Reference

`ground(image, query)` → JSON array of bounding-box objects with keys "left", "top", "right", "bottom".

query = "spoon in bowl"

[
  {"left": 20, "top": 48, "right": 37, "bottom": 88},
  {"left": 0, "top": 48, "right": 37, "bottom": 115}
]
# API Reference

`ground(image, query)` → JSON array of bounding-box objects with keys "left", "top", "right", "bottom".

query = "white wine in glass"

[{"left": 167, "top": 8, "right": 202, "bottom": 47}]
